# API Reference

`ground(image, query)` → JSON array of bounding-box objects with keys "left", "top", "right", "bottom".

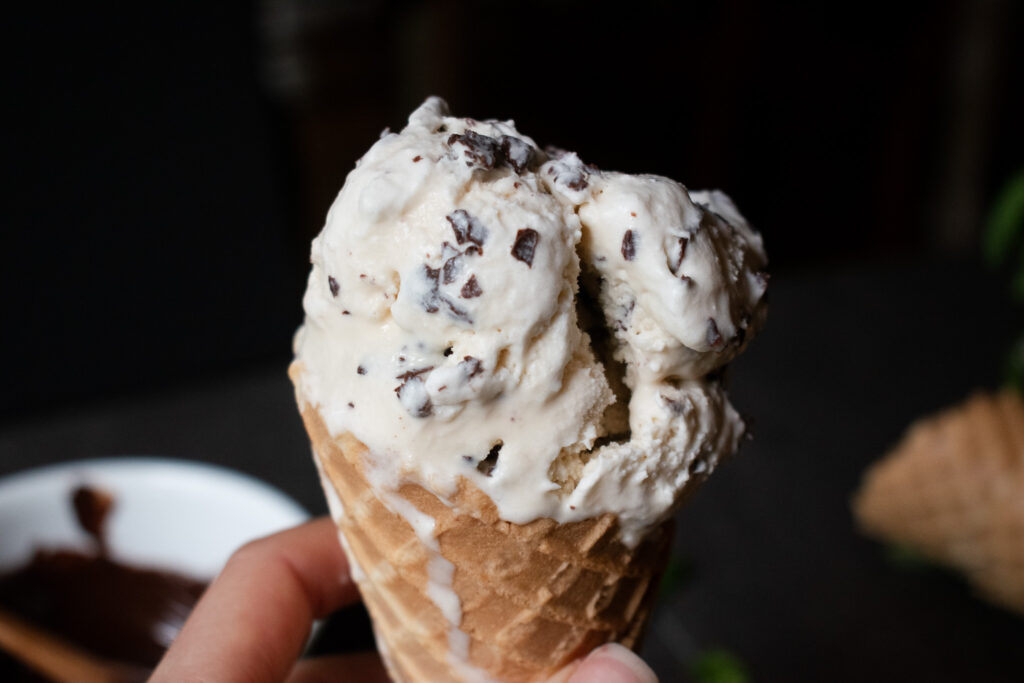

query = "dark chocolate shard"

[
  {"left": 477, "top": 442, "right": 502, "bottom": 477},
  {"left": 706, "top": 318, "right": 723, "bottom": 348},
  {"left": 448, "top": 130, "right": 501, "bottom": 169},
  {"left": 395, "top": 366, "right": 435, "bottom": 418},
  {"left": 396, "top": 366, "right": 433, "bottom": 383},
  {"left": 420, "top": 265, "right": 442, "bottom": 313},
  {"left": 443, "top": 346, "right": 453, "bottom": 357},
  {"left": 621, "top": 230, "right": 637, "bottom": 261},
  {"left": 546, "top": 153, "right": 590, "bottom": 191},
  {"left": 421, "top": 263, "right": 474, "bottom": 323},
  {"left": 443, "top": 254, "right": 464, "bottom": 285},
  {"left": 357, "top": 365, "right": 367, "bottom": 375},
  {"left": 460, "top": 274, "right": 482, "bottom": 298},
  {"left": 500, "top": 135, "right": 535, "bottom": 174},
  {"left": 446, "top": 209, "right": 488, "bottom": 249},
  {"left": 512, "top": 228, "right": 539, "bottom": 266},
  {"left": 441, "top": 297, "right": 472, "bottom": 324},
  {"left": 413, "top": 155, "right": 423, "bottom": 162},
  {"left": 460, "top": 355, "right": 483, "bottom": 379},
  {"left": 328, "top": 276, "right": 340, "bottom": 297}
]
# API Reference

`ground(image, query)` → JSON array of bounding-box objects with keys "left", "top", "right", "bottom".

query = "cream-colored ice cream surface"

[{"left": 292, "top": 96, "right": 767, "bottom": 546}]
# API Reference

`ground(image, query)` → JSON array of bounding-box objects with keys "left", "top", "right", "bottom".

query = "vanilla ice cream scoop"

[{"left": 292, "top": 97, "right": 767, "bottom": 545}]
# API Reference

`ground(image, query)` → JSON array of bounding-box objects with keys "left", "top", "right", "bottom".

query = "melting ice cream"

[{"left": 292, "top": 97, "right": 767, "bottom": 546}]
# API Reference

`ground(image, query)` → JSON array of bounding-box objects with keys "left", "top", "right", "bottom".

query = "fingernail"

[{"left": 567, "top": 643, "right": 658, "bottom": 683}]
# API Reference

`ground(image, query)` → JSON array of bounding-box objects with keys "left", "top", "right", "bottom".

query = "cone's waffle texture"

[
  {"left": 293, "top": 393, "right": 671, "bottom": 682},
  {"left": 853, "top": 391, "right": 1024, "bottom": 614}
]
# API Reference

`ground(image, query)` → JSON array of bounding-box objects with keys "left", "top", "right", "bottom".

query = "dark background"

[
  {"left": 4, "top": 2, "right": 1024, "bottom": 681},
  {"left": 4, "top": 0, "right": 1022, "bottom": 419}
]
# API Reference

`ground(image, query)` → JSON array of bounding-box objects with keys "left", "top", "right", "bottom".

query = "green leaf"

[
  {"left": 690, "top": 649, "right": 751, "bottom": 683},
  {"left": 983, "top": 170, "right": 1024, "bottom": 267}
]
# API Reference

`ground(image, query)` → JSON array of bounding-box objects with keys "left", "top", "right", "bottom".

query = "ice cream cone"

[
  {"left": 292, "top": 367, "right": 671, "bottom": 682},
  {"left": 853, "top": 391, "right": 1024, "bottom": 614}
]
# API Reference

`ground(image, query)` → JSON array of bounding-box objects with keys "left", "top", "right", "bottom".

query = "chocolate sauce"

[{"left": 0, "top": 486, "right": 207, "bottom": 680}]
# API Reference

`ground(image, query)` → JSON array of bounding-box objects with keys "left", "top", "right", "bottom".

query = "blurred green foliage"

[
  {"left": 690, "top": 649, "right": 751, "bottom": 683},
  {"left": 983, "top": 170, "right": 1024, "bottom": 390}
]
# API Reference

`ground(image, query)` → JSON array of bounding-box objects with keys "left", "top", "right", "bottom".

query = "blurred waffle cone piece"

[
  {"left": 292, "top": 370, "right": 671, "bottom": 682},
  {"left": 853, "top": 391, "right": 1024, "bottom": 614}
]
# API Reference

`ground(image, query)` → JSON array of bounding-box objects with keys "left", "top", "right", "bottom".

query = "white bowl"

[{"left": 0, "top": 457, "right": 309, "bottom": 580}]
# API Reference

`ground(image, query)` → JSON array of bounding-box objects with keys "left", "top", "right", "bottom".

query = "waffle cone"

[
  {"left": 853, "top": 391, "right": 1024, "bottom": 614},
  {"left": 291, "top": 370, "right": 672, "bottom": 682}
]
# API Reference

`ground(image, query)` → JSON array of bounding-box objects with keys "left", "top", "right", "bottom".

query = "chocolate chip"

[
  {"left": 563, "top": 172, "right": 588, "bottom": 191},
  {"left": 706, "top": 319, "right": 723, "bottom": 348},
  {"left": 396, "top": 366, "right": 433, "bottom": 383},
  {"left": 621, "top": 230, "right": 637, "bottom": 261},
  {"left": 443, "top": 254, "right": 464, "bottom": 284},
  {"left": 447, "top": 130, "right": 537, "bottom": 174},
  {"left": 419, "top": 262, "right": 473, "bottom": 322},
  {"left": 460, "top": 274, "right": 482, "bottom": 298},
  {"left": 500, "top": 135, "right": 535, "bottom": 174},
  {"left": 512, "top": 229, "right": 539, "bottom": 266},
  {"left": 443, "top": 346, "right": 453, "bottom": 357},
  {"left": 413, "top": 155, "right": 423, "bottom": 162},
  {"left": 421, "top": 265, "right": 442, "bottom": 313},
  {"left": 357, "top": 365, "right": 367, "bottom": 375},
  {"left": 477, "top": 441, "right": 502, "bottom": 476},
  {"left": 446, "top": 209, "right": 487, "bottom": 248},
  {"left": 395, "top": 366, "right": 434, "bottom": 418},
  {"left": 441, "top": 297, "right": 472, "bottom": 323},
  {"left": 348, "top": 402, "right": 355, "bottom": 408},
  {"left": 460, "top": 355, "right": 483, "bottom": 379},
  {"left": 397, "top": 384, "right": 432, "bottom": 417},
  {"left": 546, "top": 152, "right": 590, "bottom": 191},
  {"left": 328, "top": 276, "right": 340, "bottom": 297},
  {"left": 342, "top": 310, "right": 351, "bottom": 315},
  {"left": 448, "top": 130, "right": 501, "bottom": 168},
  {"left": 669, "top": 237, "right": 689, "bottom": 274}
]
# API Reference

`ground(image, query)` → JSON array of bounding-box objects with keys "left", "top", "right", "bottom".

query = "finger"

[
  {"left": 555, "top": 643, "right": 659, "bottom": 683},
  {"left": 286, "top": 652, "right": 390, "bottom": 683},
  {"left": 152, "top": 517, "right": 360, "bottom": 683}
]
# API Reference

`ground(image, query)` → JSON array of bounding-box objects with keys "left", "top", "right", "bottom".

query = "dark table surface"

[{"left": 2, "top": 257, "right": 1023, "bottom": 682}]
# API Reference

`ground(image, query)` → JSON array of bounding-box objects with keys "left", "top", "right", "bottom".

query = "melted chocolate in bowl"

[{"left": 0, "top": 486, "right": 207, "bottom": 679}]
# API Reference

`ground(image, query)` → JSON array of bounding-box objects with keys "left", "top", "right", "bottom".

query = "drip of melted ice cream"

[{"left": 293, "top": 97, "right": 768, "bottom": 546}]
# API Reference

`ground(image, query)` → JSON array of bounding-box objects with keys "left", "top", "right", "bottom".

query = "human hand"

[{"left": 152, "top": 517, "right": 657, "bottom": 682}]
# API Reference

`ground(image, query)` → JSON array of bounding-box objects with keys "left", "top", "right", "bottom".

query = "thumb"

[{"left": 547, "top": 643, "right": 659, "bottom": 683}]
